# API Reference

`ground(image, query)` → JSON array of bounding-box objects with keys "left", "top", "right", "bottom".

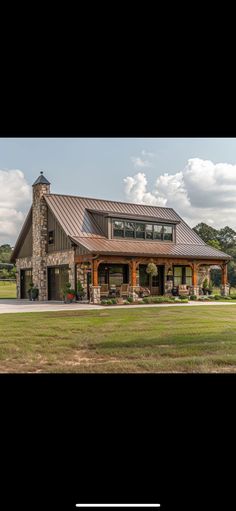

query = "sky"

[{"left": 1, "top": 137, "right": 236, "bottom": 245}]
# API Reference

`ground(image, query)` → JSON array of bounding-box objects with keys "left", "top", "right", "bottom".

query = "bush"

[
  {"left": 106, "top": 300, "right": 113, "bottom": 305},
  {"left": 179, "top": 294, "right": 189, "bottom": 300},
  {"left": 190, "top": 295, "right": 197, "bottom": 300},
  {"left": 127, "top": 296, "right": 133, "bottom": 303},
  {"left": 101, "top": 300, "right": 107, "bottom": 305},
  {"left": 214, "top": 295, "right": 221, "bottom": 300},
  {"left": 111, "top": 298, "right": 117, "bottom": 304}
]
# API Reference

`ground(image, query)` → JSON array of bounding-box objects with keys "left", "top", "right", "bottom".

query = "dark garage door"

[
  {"left": 48, "top": 266, "right": 69, "bottom": 301},
  {"left": 20, "top": 269, "right": 32, "bottom": 299}
]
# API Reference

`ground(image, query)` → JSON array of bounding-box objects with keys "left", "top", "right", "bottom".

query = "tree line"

[
  {"left": 0, "top": 244, "right": 16, "bottom": 279},
  {"left": 193, "top": 223, "right": 236, "bottom": 287},
  {"left": 1, "top": 224, "right": 236, "bottom": 286}
]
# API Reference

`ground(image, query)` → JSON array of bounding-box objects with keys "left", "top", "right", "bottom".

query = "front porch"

[{"left": 75, "top": 256, "right": 230, "bottom": 304}]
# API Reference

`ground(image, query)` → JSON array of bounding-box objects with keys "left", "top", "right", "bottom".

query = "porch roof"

[{"left": 71, "top": 236, "right": 231, "bottom": 260}]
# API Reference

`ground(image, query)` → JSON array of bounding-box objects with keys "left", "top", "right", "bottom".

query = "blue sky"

[
  {"left": 1, "top": 138, "right": 236, "bottom": 245},
  {"left": 1, "top": 137, "right": 236, "bottom": 199}
]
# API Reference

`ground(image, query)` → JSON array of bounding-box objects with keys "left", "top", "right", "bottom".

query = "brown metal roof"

[
  {"left": 70, "top": 236, "right": 231, "bottom": 260},
  {"left": 44, "top": 193, "right": 205, "bottom": 245},
  {"left": 44, "top": 194, "right": 231, "bottom": 260}
]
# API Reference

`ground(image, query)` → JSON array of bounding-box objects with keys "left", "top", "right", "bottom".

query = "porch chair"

[
  {"left": 100, "top": 284, "right": 109, "bottom": 298},
  {"left": 178, "top": 284, "right": 189, "bottom": 297},
  {"left": 119, "top": 283, "right": 130, "bottom": 298}
]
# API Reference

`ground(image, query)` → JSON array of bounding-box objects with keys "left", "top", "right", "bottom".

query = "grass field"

[
  {"left": 0, "top": 281, "right": 16, "bottom": 299},
  {"left": 1, "top": 306, "right": 236, "bottom": 372}
]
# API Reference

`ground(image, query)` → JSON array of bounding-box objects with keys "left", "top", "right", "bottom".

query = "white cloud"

[
  {"left": 124, "top": 158, "right": 236, "bottom": 229},
  {"left": 130, "top": 149, "right": 156, "bottom": 169},
  {"left": 0, "top": 170, "right": 31, "bottom": 245}
]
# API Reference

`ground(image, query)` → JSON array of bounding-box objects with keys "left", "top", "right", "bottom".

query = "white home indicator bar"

[{"left": 75, "top": 505, "right": 161, "bottom": 508}]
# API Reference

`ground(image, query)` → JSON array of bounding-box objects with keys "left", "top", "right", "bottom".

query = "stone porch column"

[
  {"left": 129, "top": 259, "right": 139, "bottom": 300},
  {"left": 90, "top": 259, "right": 101, "bottom": 303},
  {"left": 221, "top": 263, "right": 230, "bottom": 296},
  {"left": 192, "top": 262, "right": 199, "bottom": 296}
]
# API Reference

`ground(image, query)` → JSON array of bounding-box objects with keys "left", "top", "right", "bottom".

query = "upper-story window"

[
  {"left": 112, "top": 220, "right": 174, "bottom": 241},
  {"left": 48, "top": 230, "right": 54, "bottom": 245}
]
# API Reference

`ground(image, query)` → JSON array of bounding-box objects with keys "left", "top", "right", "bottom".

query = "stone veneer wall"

[
  {"left": 46, "top": 250, "right": 76, "bottom": 291},
  {"left": 16, "top": 257, "right": 33, "bottom": 299},
  {"left": 32, "top": 183, "right": 50, "bottom": 300},
  {"left": 16, "top": 251, "right": 76, "bottom": 300}
]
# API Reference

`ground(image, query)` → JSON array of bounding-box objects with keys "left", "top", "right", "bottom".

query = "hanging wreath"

[{"left": 146, "top": 263, "right": 158, "bottom": 277}]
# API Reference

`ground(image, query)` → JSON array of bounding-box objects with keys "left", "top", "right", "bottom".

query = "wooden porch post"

[
  {"left": 92, "top": 259, "right": 99, "bottom": 287},
  {"left": 192, "top": 262, "right": 198, "bottom": 287},
  {"left": 222, "top": 263, "right": 227, "bottom": 286},
  {"left": 131, "top": 259, "right": 137, "bottom": 287},
  {"left": 192, "top": 261, "right": 199, "bottom": 296}
]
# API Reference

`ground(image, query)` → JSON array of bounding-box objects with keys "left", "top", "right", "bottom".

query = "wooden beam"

[
  {"left": 222, "top": 263, "right": 227, "bottom": 286},
  {"left": 131, "top": 259, "right": 137, "bottom": 287},
  {"left": 92, "top": 259, "right": 99, "bottom": 287},
  {"left": 192, "top": 262, "right": 198, "bottom": 287}
]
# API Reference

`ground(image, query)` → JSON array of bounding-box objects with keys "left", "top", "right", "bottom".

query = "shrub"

[
  {"left": 214, "top": 295, "right": 221, "bottom": 300},
  {"left": 101, "top": 299, "right": 107, "bottom": 305},
  {"left": 229, "top": 294, "right": 236, "bottom": 300},
  {"left": 179, "top": 294, "right": 189, "bottom": 300},
  {"left": 190, "top": 295, "right": 197, "bottom": 300},
  {"left": 106, "top": 300, "right": 113, "bottom": 305},
  {"left": 111, "top": 298, "right": 117, "bottom": 304},
  {"left": 127, "top": 296, "right": 133, "bottom": 303}
]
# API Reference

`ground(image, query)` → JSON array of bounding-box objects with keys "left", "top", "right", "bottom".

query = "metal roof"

[
  {"left": 70, "top": 236, "right": 231, "bottom": 260},
  {"left": 33, "top": 171, "right": 50, "bottom": 186},
  {"left": 44, "top": 194, "right": 205, "bottom": 244},
  {"left": 44, "top": 194, "right": 230, "bottom": 260}
]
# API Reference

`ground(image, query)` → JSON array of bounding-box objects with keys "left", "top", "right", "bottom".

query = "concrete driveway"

[{"left": 1, "top": 299, "right": 236, "bottom": 314}]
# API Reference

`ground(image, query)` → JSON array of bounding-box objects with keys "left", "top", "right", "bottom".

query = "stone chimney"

[{"left": 32, "top": 171, "right": 50, "bottom": 300}]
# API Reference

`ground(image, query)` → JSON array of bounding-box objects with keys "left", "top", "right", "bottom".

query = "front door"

[
  {"left": 48, "top": 266, "right": 69, "bottom": 300},
  {"left": 139, "top": 264, "right": 164, "bottom": 295},
  {"left": 20, "top": 269, "right": 32, "bottom": 298}
]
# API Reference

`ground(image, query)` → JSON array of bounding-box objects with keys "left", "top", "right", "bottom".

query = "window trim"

[
  {"left": 112, "top": 219, "right": 174, "bottom": 241},
  {"left": 48, "top": 230, "right": 54, "bottom": 245}
]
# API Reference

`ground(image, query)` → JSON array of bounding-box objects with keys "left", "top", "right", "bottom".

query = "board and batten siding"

[
  {"left": 47, "top": 208, "right": 72, "bottom": 252},
  {"left": 90, "top": 213, "right": 109, "bottom": 237},
  {"left": 18, "top": 224, "right": 32, "bottom": 258}
]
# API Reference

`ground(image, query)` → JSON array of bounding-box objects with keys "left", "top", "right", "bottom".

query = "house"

[{"left": 11, "top": 172, "right": 231, "bottom": 303}]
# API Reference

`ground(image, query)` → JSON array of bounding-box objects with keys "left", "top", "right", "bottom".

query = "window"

[
  {"left": 112, "top": 219, "right": 174, "bottom": 241},
  {"left": 173, "top": 266, "right": 192, "bottom": 286},
  {"left": 48, "top": 230, "right": 54, "bottom": 245},
  {"left": 146, "top": 224, "right": 153, "bottom": 239},
  {"left": 113, "top": 221, "right": 124, "bottom": 237},
  {"left": 163, "top": 225, "right": 173, "bottom": 241},
  {"left": 125, "top": 221, "right": 135, "bottom": 238},
  {"left": 153, "top": 225, "right": 163, "bottom": 240},
  {"left": 135, "top": 223, "right": 145, "bottom": 239}
]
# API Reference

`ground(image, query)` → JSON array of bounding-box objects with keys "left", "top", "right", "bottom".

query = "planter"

[{"left": 64, "top": 293, "right": 75, "bottom": 304}]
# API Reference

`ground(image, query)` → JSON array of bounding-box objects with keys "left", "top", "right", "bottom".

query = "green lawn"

[
  {"left": 0, "top": 281, "right": 16, "bottom": 299},
  {"left": 1, "top": 306, "right": 236, "bottom": 372}
]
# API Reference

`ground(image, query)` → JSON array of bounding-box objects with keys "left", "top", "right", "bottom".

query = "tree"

[
  {"left": 207, "top": 239, "right": 221, "bottom": 250},
  {"left": 0, "top": 244, "right": 12, "bottom": 263},
  {"left": 217, "top": 226, "right": 236, "bottom": 250},
  {"left": 193, "top": 223, "right": 218, "bottom": 244}
]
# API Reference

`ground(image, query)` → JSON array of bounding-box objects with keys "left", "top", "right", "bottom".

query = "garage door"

[
  {"left": 48, "top": 266, "right": 69, "bottom": 301},
  {"left": 20, "top": 269, "right": 32, "bottom": 299}
]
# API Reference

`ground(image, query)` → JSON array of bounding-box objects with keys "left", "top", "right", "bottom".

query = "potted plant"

[
  {"left": 202, "top": 278, "right": 209, "bottom": 295},
  {"left": 208, "top": 279, "right": 213, "bottom": 295},
  {"left": 27, "top": 282, "right": 39, "bottom": 301},
  {"left": 76, "top": 280, "right": 85, "bottom": 301},
  {"left": 63, "top": 282, "right": 76, "bottom": 303},
  {"left": 146, "top": 263, "right": 158, "bottom": 277}
]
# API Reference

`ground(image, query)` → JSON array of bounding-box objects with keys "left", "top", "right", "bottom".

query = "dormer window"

[
  {"left": 48, "top": 230, "right": 54, "bottom": 245},
  {"left": 112, "top": 219, "right": 174, "bottom": 241}
]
